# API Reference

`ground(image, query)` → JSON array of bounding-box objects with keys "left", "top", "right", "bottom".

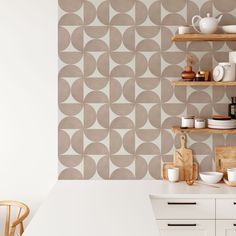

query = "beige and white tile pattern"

[{"left": 58, "top": 0, "right": 236, "bottom": 179}]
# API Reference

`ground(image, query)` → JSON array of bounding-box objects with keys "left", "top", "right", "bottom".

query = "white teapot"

[{"left": 192, "top": 13, "right": 223, "bottom": 34}]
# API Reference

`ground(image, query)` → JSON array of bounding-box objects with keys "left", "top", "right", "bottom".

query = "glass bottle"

[{"left": 228, "top": 97, "right": 236, "bottom": 119}]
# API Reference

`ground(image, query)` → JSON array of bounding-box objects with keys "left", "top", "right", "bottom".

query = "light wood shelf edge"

[
  {"left": 172, "top": 33, "right": 236, "bottom": 42},
  {"left": 171, "top": 81, "right": 236, "bottom": 86},
  {"left": 172, "top": 126, "right": 236, "bottom": 134}
]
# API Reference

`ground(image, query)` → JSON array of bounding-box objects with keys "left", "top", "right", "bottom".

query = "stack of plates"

[{"left": 208, "top": 119, "right": 236, "bottom": 129}]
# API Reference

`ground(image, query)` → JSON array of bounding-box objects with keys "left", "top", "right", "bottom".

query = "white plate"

[
  {"left": 213, "top": 65, "right": 224, "bottom": 82},
  {"left": 208, "top": 122, "right": 236, "bottom": 127},
  {"left": 222, "top": 25, "right": 236, "bottom": 33},
  {"left": 208, "top": 119, "right": 236, "bottom": 125},
  {"left": 208, "top": 125, "right": 236, "bottom": 129}
]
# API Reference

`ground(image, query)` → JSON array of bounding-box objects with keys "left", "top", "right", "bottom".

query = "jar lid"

[
  {"left": 213, "top": 65, "right": 224, "bottom": 82},
  {"left": 182, "top": 116, "right": 194, "bottom": 119},
  {"left": 195, "top": 72, "right": 202, "bottom": 77},
  {"left": 195, "top": 118, "right": 205, "bottom": 122}
]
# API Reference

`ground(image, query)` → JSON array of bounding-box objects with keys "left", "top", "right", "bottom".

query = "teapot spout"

[{"left": 217, "top": 14, "right": 223, "bottom": 23}]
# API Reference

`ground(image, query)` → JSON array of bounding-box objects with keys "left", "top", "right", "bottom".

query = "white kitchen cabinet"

[
  {"left": 156, "top": 220, "right": 215, "bottom": 236},
  {"left": 216, "top": 220, "right": 236, "bottom": 236},
  {"left": 151, "top": 197, "right": 236, "bottom": 236},
  {"left": 216, "top": 199, "right": 236, "bottom": 219},
  {"left": 151, "top": 198, "right": 215, "bottom": 236},
  {"left": 215, "top": 199, "right": 236, "bottom": 236},
  {"left": 152, "top": 198, "right": 215, "bottom": 219}
]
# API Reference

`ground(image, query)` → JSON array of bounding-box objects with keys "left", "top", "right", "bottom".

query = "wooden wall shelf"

[
  {"left": 172, "top": 34, "right": 236, "bottom": 42},
  {"left": 172, "top": 126, "right": 236, "bottom": 135},
  {"left": 171, "top": 81, "right": 236, "bottom": 87}
]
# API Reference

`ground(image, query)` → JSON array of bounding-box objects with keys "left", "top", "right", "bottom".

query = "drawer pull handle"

[
  {"left": 234, "top": 224, "right": 236, "bottom": 227},
  {"left": 167, "top": 224, "right": 197, "bottom": 227},
  {"left": 234, "top": 202, "right": 236, "bottom": 205},
  {"left": 167, "top": 202, "right": 197, "bottom": 205}
]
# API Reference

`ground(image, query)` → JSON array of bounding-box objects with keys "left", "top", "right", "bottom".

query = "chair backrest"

[{"left": 0, "top": 201, "right": 30, "bottom": 236}]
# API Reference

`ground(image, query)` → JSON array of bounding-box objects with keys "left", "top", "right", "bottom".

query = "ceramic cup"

[
  {"left": 227, "top": 168, "right": 236, "bottom": 182},
  {"left": 178, "top": 26, "right": 192, "bottom": 34},
  {"left": 168, "top": 167, "right": 179, "bottom": 182},
  {"left": 219, "top": 62, "right": 235, "bottom": 82},
  {"left": 229, "top": 51, "right": 236, "bottom": 63},
  {"left": 229, "top": 52, "right": 236, "bottom": 73}
]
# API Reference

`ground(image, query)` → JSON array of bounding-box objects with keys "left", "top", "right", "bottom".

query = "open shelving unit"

[
  {"left": 172, "top": 126, "right": 236, "bottom": 135},
  {"left": 170, "top": 33, "right": 236, "bottom": 137},
  {"left": 171, "top": 81, "right": 236, "bottom": 87},
  {"left": 172, "top": 33, "right": 236, "bottom": 42}
]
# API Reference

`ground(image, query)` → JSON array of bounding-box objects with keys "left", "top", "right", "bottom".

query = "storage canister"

[
  {"left": 181, "top": 116, "right": 194, "bottom": 128},
  {"left": 195, "top": 117, "right": 206, "bottom": 129}
]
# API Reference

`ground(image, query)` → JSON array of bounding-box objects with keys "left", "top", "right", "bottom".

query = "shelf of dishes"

[
  {"left": 172, "top": 13, "right": 236, "bottom": 42},
  {"left": 172, "top": 33, "right": 236, "bottom": 42},
  {"left": 171, "top": 81, "right": 236, "bottom": 86},
  {"left": 172, "top": 126, "right": 236, "bottom": 134}
]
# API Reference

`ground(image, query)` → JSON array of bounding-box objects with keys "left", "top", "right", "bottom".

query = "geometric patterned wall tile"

[{"left": 58, "top": 0, "right": 236, "bottom": 179}]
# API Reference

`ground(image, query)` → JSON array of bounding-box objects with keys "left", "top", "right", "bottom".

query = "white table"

[{"left": 23, "top": 181, "right": 236, "bottom": 236}]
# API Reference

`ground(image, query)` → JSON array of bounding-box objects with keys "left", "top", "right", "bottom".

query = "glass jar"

[{"left": 195, "top": 72, "right": 205, "bottom": 81}]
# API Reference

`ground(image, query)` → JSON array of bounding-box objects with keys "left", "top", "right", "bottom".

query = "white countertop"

[{"left": 23, "top": 180, "right": 236, "bottom": 236}]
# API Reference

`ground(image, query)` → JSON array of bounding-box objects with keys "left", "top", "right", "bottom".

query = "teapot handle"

[{"left": 192, "top": 15, "right": 202, "bottom": 33}]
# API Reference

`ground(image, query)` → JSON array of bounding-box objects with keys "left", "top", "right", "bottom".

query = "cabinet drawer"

[
  {"left": 156, "top": 220, "right": 215, "bottom": 236},
  {"left": 216, "top": 199, "right": 236, "bottom": 219},
  {"left": 151, "top": 198, "right": 215, "bottom": 219},
  {"left": 216, "top": 220, "right": 236, "bottom": 236}
]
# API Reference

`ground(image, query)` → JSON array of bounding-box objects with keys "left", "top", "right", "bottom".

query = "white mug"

[
  {"left": 168, "top": 167, "right": 179, "bottom": 182},
  {"left": 227, "top": 168, "right": 236, "bottom": 182}
]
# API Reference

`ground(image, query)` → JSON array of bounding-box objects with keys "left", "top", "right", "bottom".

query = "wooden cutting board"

[
  {"left": 162, "top": 162, "right": 198, "bottom": 181},
  {"left": 215, "top": 146, "right": 236, "bottom": 178},
  {"left": 174, "top": 134, "right": 193, "bottom": 181}
]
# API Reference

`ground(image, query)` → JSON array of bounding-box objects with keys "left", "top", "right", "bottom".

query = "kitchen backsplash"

[{"left": 58, "top": 0, "right": 236, "bottom": 179}]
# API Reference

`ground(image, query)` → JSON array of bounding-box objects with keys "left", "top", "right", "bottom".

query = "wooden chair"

[{"left": 0, "top": 201, "right": 30, "bottom": 236}]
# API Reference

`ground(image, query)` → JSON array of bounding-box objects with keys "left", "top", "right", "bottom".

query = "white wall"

[{"left": 0, "top": 0, "right": 57, "bottom": 223}]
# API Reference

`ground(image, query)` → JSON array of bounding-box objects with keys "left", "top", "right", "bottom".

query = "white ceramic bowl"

[
  {"left": 222, "top": 25, "right": 236, "bottom": 33},
  {"left": 200, "top": 172, "right": 223, "bottom": 184}
]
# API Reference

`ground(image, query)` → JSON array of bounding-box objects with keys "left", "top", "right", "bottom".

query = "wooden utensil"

[
  {"left": 215, "top": 146, "right": 236, "bottom": 179},
  {"left": 174, "top": 134, "right": 193, "bottom": 181},
  {"left": 162, "top": 162, "right": 198, "bottom": 181}
]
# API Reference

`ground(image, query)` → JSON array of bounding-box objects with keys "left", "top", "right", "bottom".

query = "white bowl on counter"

[{"left": 200, "top": 172, "right": 223, "bottom": 184}]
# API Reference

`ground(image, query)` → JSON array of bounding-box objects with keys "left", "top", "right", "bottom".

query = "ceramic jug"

[{"left": 192, "top": 13, "right": 223, "bottom": 34}]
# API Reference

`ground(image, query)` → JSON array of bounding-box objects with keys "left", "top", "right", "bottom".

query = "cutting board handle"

[{"left": 180, "top": 134, "right": 186, "bottom": 149}]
